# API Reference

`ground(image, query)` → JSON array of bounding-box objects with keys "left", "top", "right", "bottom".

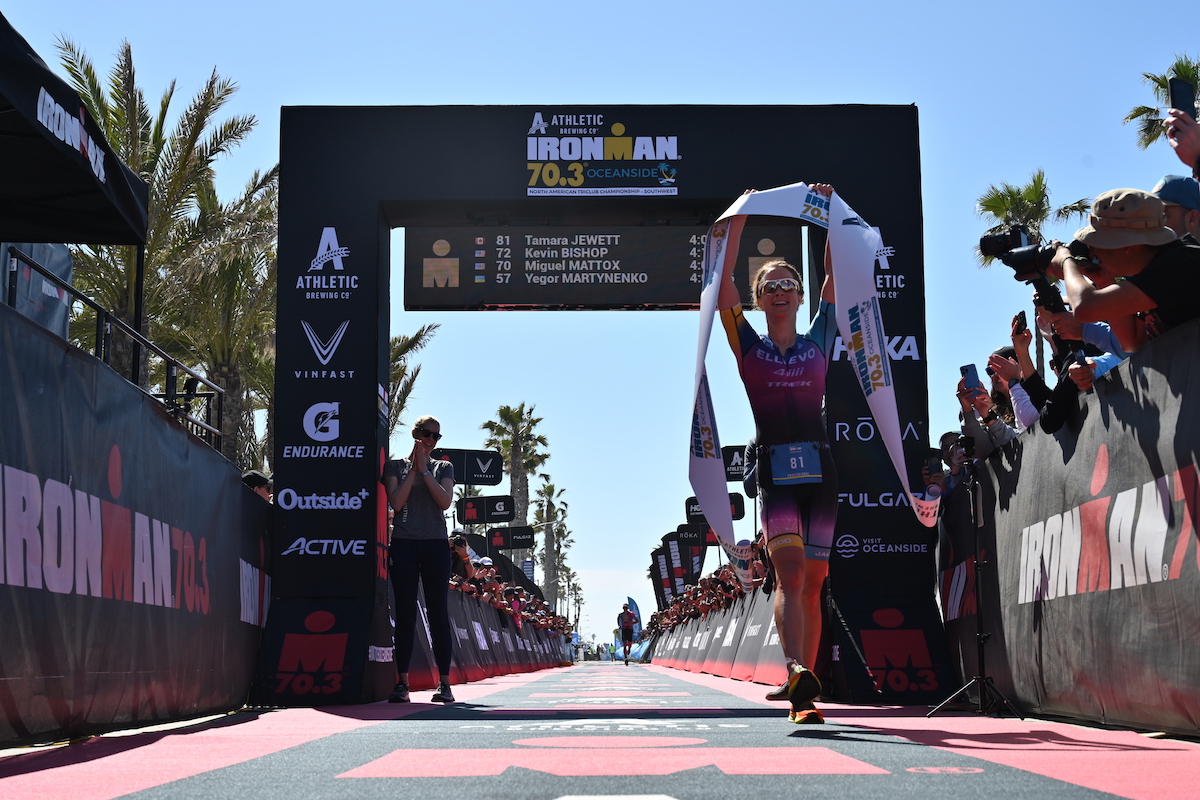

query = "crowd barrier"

[
  {"left": 940, "top": 319, "right": 1200, "bottom": 736},
  {"left": 401, "top": 588, "right": 570, "bottom": 691},
  {"left": 0, "top": 303, "right": 270, "bottom": 746},
  {"left": 649, "top": 590, "right": 787, "bottom": 688}
]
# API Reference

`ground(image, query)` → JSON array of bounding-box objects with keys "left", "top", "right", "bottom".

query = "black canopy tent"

[{"left": 0, "top": 12, "right": 149, "bottom": 348}]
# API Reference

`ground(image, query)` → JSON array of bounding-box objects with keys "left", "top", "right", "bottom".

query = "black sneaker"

[
  {"left": 387, "top": 681, "right": 409, "bottom": 703},
  {"left": 431, "top": 682, "right": 455, "bottom": 703},
  {"left": 786, "top": 662, "right": 821, "bottom": 706},
  {"left": 765, "top": 681, "right": 789, "bottom": 701}
]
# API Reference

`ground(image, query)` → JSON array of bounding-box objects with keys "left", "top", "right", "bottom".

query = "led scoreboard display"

[{"left": 404, "top": 224, "right": 806, "bottom": 310}]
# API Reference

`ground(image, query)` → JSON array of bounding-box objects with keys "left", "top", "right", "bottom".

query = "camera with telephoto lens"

[
  {"left": 979, "top": 226, "right": 1091, "bottom": 284},
  {"left": 978, "top": 225, "right": 1090, "bottom": 376}
]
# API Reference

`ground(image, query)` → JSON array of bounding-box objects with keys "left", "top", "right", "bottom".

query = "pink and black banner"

[
  {"left": 0, "top": 305, "right": 269, "bottom": 745},
  {"left": 940, "top": 320, "right": 1200, "bottom": 736}
]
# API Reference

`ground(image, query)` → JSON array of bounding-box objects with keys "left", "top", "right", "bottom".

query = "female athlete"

[{"left": 717, "top": 183, "right": 838, "bottom": 724}]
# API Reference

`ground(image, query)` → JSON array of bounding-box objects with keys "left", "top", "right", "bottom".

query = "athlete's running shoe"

[
  {"left": 788, "top": 707, "right": 825, "bottom": 724},
  {"left": 387, "top": 681, "right": 409, "bottom": 703},
  {"left": 765, "top": 681, "right": 789, "bottom": 701},
  {"left": 786, "top": 662, "right": 822, "bottom": 706},
  {"left": 431, "top": 682, "right": 455, "bottom": 703}
]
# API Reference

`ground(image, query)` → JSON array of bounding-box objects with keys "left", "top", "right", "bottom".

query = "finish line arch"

[{"left": 261, "top": 104, "right": 933, "bottom": 704}]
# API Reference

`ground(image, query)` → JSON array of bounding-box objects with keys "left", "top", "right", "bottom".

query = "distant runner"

[{"left": 617, "top": 603, "right": 640, "bottom": 665}]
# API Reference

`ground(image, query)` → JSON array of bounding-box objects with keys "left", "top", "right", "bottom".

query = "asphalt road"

[{"left": 2, "top": 662, "right": 1197, "bottom": 800}]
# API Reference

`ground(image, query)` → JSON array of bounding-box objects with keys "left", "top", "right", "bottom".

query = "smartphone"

[
  {"left": 926, "top": 447, "right": 943, "bottom": 475},
  {"left": 960, "top": 363, "right": 985, "bottom": 393},
  {"left": 1014, "top": 309, "right": 1027, "bottom": 335},
  {"left": 1169, "top": 77, "right": 1197, "bottom": 120}
]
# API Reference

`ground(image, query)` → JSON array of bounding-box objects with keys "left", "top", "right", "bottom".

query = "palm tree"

[
  {"left": 56, "top": 38, "right": 258, "bottom": 385},
  {"left": 976, "top": 169, "right": 1090, "bottom": 265},
  {"left": 481, "top": 402, "right": 549, "bottom": 530},
  {"left": 976, "top": 170, "right": 1091, "bottom": 374},
  {"left": 1124, "top": 55, "right": 1200, "bottom": 150},
  {"left": 388, "top": 324, "right": 439, "bottom": 442},
  {"left": 153, "top": 170, "right": 278, "bottom": 465},
  {"left": 532, "top": 479, "right": 570, "bottom": 612}
]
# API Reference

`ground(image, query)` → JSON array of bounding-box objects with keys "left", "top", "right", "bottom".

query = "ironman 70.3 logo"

[{"left": 525, "top": 111, "right": 679, "bottom": 197}]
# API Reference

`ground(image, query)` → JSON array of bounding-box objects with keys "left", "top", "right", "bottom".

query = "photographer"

[{"left": 1054, "top": 189, "right": 1200, "bottom": 354}]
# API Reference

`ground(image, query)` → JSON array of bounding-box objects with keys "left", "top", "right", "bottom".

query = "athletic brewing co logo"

[
  {"left": 310, "top": 228, "right": 349, "bottom": 271},
  {"left": 303, "top": 402, "right": 339, "bottom": 442},
  {"left": 302, "top": 320, "right": 348, "bottom": 365},
  {"left": 297, "top": 228, "right": 358, "bottom": 299}
]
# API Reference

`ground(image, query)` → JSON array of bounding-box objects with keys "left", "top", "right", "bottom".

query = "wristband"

[{"left": 422, "top": 470, "right": 432, "bottom": 477}]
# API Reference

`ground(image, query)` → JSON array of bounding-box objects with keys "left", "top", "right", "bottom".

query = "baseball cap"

[
  {"left": 241, "top": 469, "right": 271, "bottom": 489},
  {"left": 1074, "top": 189, "right": 1176, "bottom": 249},
  {"left": 1151, "top": 175, "right": 1200, "bottom": 212}
]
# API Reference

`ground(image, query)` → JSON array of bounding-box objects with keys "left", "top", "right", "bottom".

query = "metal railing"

[{"left": 5, "top": 245, "right": 224, "bottom": 450}]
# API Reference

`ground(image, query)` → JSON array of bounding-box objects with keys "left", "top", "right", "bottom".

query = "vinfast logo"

[
  {"left": 1016, "top": 446, "right": 1200, "bottom": 605},
  {"left": 303, "top": 402, "right": 339, "bottom": 442},
  {"left": 36, "top": 88, "right": 106, "bottom": 184},
  {"left": 281, "top": 537, "right": 367, "bottom": 556},
  {"left": 276, "top": 488, "right": 368, "bottom": 511},
  {"left": 302, "top": 320, "right": 348, "bottom": 365}
]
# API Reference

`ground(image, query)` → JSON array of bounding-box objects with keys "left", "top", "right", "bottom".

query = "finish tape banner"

[{"left": 689, "top": 183, "right": 935, "bottom": 589}]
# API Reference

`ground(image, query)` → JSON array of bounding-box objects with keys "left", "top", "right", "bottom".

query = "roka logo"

[
  {"left": 303, "top": 402, "right": 339, "bottom": 442},
  {"left": 310, "top": 227, "right": 349, "bottom": 271},
  {"left": 301, "top": 320, "right": 348, "bottom": 365}
]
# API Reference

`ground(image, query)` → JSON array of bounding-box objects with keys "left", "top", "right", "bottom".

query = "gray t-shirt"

[{"left": 384, "top": 457, "right": 455, "bottom": 540}]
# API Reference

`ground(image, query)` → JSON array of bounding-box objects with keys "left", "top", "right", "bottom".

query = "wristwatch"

[{"left": 422, "top": 469, "right": 432, "bottom": 477}]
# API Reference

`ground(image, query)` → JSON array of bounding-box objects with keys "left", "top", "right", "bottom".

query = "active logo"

[
  {"left": 303, "top": 402, "right": 339, "bottom": 442},
  {"left": 281, "top": 537, "right": 367, "bottom": 556},
  {"left": 302, "top": 320, "right": 348, "bottom": 365}
]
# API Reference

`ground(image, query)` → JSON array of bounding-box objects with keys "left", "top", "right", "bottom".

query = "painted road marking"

[{"left": 339, "top": 747, "right": 891, "bottom": 777}]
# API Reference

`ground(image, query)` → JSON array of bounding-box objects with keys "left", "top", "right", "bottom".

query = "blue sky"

[{"left": 9, "top": 1, "right": 1195, "bottom": 640}]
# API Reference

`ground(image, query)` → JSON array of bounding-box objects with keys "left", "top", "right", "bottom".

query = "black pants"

[{"left": 390, "top": 538, "right": 453, "bottom": 677}]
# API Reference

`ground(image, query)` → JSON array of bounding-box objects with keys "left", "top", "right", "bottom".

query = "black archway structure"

[{"left": 265, "top": 104, "right": 942, "bottom": 705}]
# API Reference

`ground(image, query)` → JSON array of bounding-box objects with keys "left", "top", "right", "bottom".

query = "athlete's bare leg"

[{"left": 768, "top": 540, "right": 829, "bottom": 669}]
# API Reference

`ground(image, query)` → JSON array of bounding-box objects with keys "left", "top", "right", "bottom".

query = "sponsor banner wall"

[
  {"left": 729, "top": 591, "right": 766, "bottom": 682},
  {"left": 252, "top": 581, "right": 563, "bottom": 704},
  {"left": 941, "top": 322, "right": 1200, "bottom": 736},
  {"left": 0, "top": 305, "right": 268, "bottom": 745}
]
